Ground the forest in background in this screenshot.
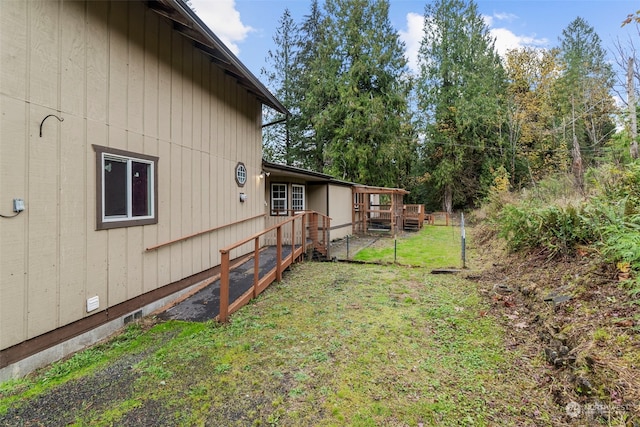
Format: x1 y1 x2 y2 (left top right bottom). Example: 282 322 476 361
260 0 637 214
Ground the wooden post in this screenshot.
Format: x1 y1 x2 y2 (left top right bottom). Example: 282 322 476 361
390 193 395 236
325 215 330 259
253 238 260 298
325 215 329 247
301 213 307 261
219 250 230 322
276 226 283 282
364 193 369 233
291 217 296 262
309 212 317 249
352 188 356 234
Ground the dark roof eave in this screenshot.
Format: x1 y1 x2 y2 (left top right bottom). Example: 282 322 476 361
262 162 409 195
262 160 334 181
151 0 288 115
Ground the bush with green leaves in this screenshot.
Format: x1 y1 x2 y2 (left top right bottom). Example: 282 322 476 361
492 163 640 280
497 202 593 258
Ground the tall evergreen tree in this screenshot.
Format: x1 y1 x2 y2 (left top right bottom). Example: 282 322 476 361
293 0 335 171
416 0 506 212
556 17 616 180
313 0 415 186
261 9 298 164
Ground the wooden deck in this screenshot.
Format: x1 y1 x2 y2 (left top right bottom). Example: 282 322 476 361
403 204 425 231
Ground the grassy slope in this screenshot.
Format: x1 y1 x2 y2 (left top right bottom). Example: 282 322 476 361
0 227 560 426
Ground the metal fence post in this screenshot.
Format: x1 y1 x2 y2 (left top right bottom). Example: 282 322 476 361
461 212 466 269
394 239 397 263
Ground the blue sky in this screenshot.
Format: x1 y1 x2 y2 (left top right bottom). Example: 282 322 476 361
190 0 637 80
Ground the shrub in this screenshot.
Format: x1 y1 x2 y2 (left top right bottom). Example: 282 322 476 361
491 163 640 287
497 202 593 258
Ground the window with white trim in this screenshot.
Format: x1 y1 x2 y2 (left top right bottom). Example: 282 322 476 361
292 184 305 213
271 183 288 216
93 145 158 230
235 162 247 187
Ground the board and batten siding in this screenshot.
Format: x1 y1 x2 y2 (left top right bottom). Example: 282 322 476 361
328 184 353 240
0 0 264 351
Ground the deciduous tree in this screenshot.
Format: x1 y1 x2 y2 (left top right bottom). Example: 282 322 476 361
504 48 569 185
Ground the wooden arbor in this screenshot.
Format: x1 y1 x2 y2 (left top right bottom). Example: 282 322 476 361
352 185 409 236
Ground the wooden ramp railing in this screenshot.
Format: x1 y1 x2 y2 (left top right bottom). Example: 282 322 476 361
403 204 425 230
218 211 330 322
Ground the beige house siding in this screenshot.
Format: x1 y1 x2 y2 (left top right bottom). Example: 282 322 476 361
327 184 353 240
0 1 264 352
264 178 307 246
263 166 355 243
307 184 328 215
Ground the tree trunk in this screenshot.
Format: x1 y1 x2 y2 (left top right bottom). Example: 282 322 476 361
570 99 584 191
572 134 584 191
628 57 638 159
442 184 453 214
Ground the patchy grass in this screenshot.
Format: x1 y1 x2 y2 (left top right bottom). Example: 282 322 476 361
1 232 560 426
353 226 463 268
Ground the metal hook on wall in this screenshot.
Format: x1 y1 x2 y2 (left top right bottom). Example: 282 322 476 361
39 114 64 137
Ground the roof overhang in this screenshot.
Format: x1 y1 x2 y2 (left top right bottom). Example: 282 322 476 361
262 160 334 182
146 0 288 115
352 185 410 195
262 161 409 194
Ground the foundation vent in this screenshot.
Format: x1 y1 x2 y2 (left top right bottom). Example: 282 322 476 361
86 296 99 313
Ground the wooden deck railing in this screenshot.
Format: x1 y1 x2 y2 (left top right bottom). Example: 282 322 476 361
403 204 425 229
429 211 451 226
218 211 330 322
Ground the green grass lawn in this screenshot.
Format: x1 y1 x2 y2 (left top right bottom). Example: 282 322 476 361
354 226 464 268
0 229 555 426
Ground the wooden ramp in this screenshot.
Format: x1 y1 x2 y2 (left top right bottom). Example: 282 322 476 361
157 246 297 322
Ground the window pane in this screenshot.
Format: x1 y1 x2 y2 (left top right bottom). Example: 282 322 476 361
104 158 127 217
292 185 304 211
132 161 151 217
273 200 285 211
271 184 287 215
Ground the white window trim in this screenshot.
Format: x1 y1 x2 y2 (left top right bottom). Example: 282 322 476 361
271 183 288 216
292 184 305 214
235 162 247 187
101 153 155 223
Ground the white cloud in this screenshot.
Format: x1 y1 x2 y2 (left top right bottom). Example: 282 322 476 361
493 12 518 23
490 27 548 57
483 14 494 28
399 12 424 74
189 0 253 56
399 11 549 73
485 12 548 57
